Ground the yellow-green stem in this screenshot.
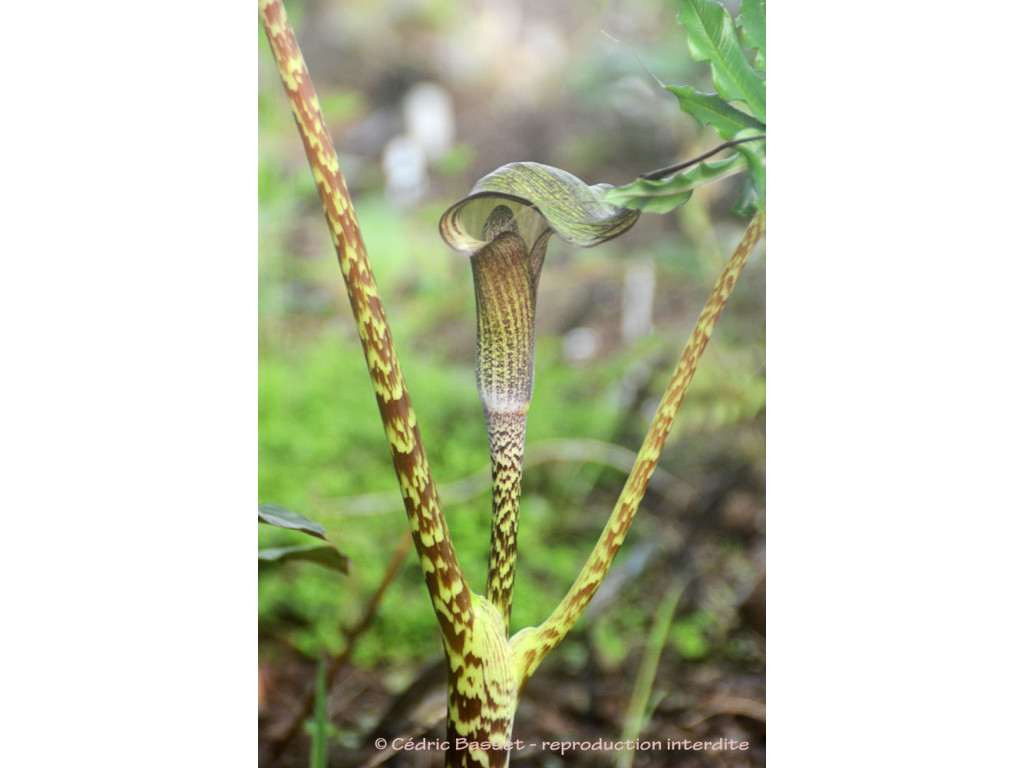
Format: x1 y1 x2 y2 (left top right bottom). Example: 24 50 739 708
512 211 765 683
259 0 470 646
259 3 517 765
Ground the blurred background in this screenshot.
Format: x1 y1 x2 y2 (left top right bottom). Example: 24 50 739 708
259 0 765 765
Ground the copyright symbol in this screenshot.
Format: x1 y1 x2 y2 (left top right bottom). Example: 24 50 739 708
375 738 387 750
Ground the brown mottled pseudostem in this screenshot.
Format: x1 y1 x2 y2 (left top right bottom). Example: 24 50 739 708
260 2 518 765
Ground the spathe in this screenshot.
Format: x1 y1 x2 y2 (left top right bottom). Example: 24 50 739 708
439 162 640 631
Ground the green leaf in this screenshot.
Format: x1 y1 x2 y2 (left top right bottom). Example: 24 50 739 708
739 0 766 72
258 503 328 540
601 155 747 213
258 545 350 573
731 177 759 218
667 86 765 140
677 0 766 122
732 130 765 213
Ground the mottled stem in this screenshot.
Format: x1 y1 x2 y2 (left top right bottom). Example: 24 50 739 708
259 0 471 645
259 3 517 765
471 220 536 634
512 212 765 683
484 410 526 632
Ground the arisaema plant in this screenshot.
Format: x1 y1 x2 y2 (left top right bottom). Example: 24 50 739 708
259 0 765 765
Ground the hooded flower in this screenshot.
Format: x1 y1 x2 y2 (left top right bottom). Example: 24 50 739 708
440 162 640 417
439 162 640 630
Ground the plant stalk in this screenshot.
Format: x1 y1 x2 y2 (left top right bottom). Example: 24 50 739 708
640 135 767 180
260 3 518 765
512 211 765 682
471 221 537 634
259 0 470 647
